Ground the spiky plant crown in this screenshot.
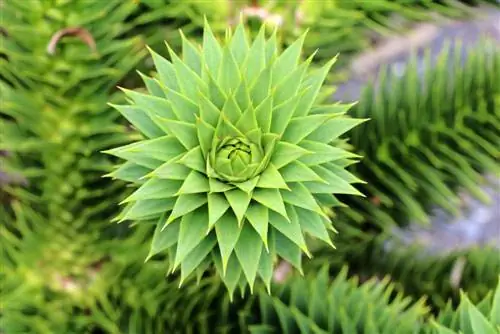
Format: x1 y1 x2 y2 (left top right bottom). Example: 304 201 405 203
426 277 500 334
106 20 365 295
245 266 429 333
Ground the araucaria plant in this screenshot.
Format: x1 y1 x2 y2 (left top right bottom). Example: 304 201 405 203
106 20 365 295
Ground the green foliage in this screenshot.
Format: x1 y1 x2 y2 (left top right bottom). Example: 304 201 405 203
245 266 429 333
344 41 500 227
426 277 500 333
106 21 365 296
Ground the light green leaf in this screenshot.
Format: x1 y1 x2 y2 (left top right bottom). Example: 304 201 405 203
123 199 175 221
272 31 306 84
246 202 269 249
110 104 164 138
251 67 271 108
310 165 363 195
180 30 202 75
177 146 205 174
467 298 497 334
215 211 242 273
153 117 198 149
177 171 209 195
253 188 289 220
270 207 309 256
229 22 249 66
166 194 207 224
245 26 266 85
209 177 234 193
281 182 324 215
235 224 263 290
236 105 259 135
208 192 230 232
255 96 273 133
122 178 181 203
274 230 302 273
280 161 323 183
271 141 311 169
138 71 166 98
147 217 180 261
257 246 273 293
148 47 180 91
173 208 209 269
299 140 358 166
273 58 310 106
222 94 242 124
196 117 216 158
151 158 191 180
282 114 332 144
120 88 177 121
224 188 252 225
199 93 221 127
295 207 333 247
163 86 199 123
271 91 305 135
307 117 367 143
107 162 150 184
491 280 500 326
294 57 337 117
202 18 222 77
180 234 216 286
167 41 205 101
219 46 241 94
256 163 289 190
265 29 278 64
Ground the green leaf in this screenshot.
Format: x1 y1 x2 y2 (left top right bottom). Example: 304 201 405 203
163 86 199 123
257 163 289 190
153 117 198 149
235 224 263 291
107 162 150 184
271 207 309 256
217 253 242 300
177 171 209 195
310 165 363 196
222 94 242 124
274 230 302 273
257 246 273 293
251 67 271 108
148 47 180 91
138 71 166 98
245 26 266 85
295 207 333 247
120 88 177 121
255 96 273 133
224 188 252 225
147 216 180 260
307 117 367 143
273 59 310 106
123 199 175 221
253 188 289 220
229 22 249 67
271 141 311 169
208 192 230 232
281 182 324 215
180 30 202 75
271 92 305 135
151 158 191 180
215 211 242 273
491 281 500 327
299 140 358 166
246 202 269 248
199 93 222 127
209 177 234 193
294 57 337 117
104 137 184 168
203 17 222 77
110 104 164 138
236 105 259 135
282 114 332 144
166 194 207 224
180 234 216 285
272 31 306 84
467 298 497 334
177 146 205 174
196 117 216 158
173 208 209 269
219 46 241 94
280 161 323 183
167 41 205 101
122 178 181 203
265 29 278 64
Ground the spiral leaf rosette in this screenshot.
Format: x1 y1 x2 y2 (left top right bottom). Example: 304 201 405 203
105 21 365 296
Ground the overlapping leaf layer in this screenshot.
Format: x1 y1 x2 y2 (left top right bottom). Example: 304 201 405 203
106 21 364 295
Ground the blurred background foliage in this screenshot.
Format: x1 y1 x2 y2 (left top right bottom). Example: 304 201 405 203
1 0 499 333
